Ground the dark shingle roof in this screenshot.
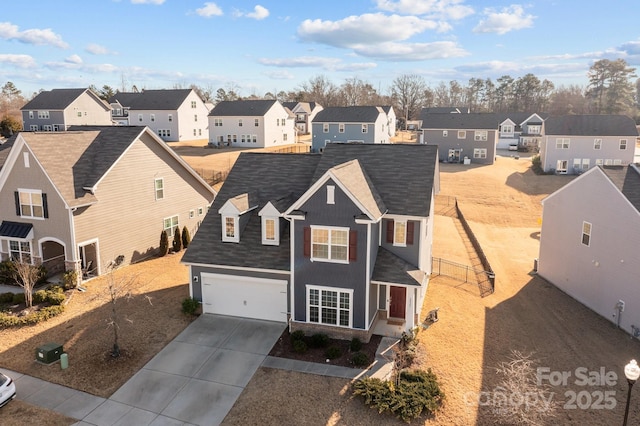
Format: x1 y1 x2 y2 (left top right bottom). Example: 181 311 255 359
0 135 16 171
312 106 382 123
422 106 469 114
0 221 33 239
314 144 438 216
420 112 501 129
182 153 322 269
109 89 193 110
21 88 107 111
545 115 639 136
600 166 640 212
208 100 278 117
372 247 426 286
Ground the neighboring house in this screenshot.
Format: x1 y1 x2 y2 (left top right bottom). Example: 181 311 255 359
311 106 390 152
21 88 112 131
282 101 323 135
539 115 638 174
183 143 440 341
0 126 215 280
538 164 640 336
207 100 295 148
420 112 499 164
421 107 470 114
381 106 397 137
109 89 209 142
496 112 547 150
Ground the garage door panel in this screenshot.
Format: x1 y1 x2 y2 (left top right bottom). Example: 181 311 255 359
201 273 287 323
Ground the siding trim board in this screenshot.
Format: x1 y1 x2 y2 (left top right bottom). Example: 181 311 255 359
183 261 290 275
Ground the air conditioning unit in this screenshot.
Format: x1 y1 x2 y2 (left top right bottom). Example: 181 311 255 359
35 343 64 364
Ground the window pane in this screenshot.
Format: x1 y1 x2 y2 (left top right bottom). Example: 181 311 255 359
225 217 235 237
309 306 319 323
339 310 349 326
10 241 18 251
331 230 347 245
583 222 591 234
309 289 319 306
322 290 337 307
340 293 349 309
265 219 275 240
332 246 347 260
312 244 328 259
313 229 328 243
395 222 406 243
322 308 337 324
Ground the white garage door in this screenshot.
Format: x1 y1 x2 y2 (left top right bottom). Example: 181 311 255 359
201 273 287 322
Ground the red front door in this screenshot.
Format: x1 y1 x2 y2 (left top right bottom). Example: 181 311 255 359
389 286 406 319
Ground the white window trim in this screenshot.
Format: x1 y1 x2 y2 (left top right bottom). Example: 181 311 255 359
306 285 353 328
339 123 345 133
556 138 570 149
154 178 164 200
163 215 179 237
442 130 448 137
594 139 602 150
473 148 487 159
474 130 488 141
310 225 349 264
18 189 44 219
620 139 628 150
393 220 407 247
361 124 368 133
323 123 329 133
222 215 239 243
262 217 279 245
581 221 592 247
457 130 466 139
7 239 33 264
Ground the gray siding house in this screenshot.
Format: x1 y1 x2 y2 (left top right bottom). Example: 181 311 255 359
311 106 390 152
496 112 547 150
539 115 638 174
538 165 640 335
282 101 323 135
0 126 215 280
420 112 499 164
183 144 440 341
21 88 112 131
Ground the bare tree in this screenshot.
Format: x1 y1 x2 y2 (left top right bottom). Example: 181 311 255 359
12 261 42 308
390 74 427 130
298 75 339 106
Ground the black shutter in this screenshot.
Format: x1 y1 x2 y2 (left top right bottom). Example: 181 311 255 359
14 191 21 216
407 221 414 245
42 193 49 218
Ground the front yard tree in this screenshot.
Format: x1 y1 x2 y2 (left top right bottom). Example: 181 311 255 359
586 58 637 114
12 260 41 308
172 227 182 253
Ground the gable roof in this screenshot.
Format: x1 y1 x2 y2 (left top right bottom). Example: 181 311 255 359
600 165 640 212
312 106 383 123
420 112 501 130
109 89 194 110
0 135 16 171
545 115 639 136
182 152 321 269
422 106 469 114
208 100 278 117
21 88 109 111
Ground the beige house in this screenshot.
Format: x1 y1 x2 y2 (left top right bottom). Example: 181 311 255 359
0 126 216 279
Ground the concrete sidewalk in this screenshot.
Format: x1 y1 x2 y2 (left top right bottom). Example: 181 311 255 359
3 316 399 426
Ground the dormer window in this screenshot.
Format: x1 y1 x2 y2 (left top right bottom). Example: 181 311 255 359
223 216 239 242
259 201 281 245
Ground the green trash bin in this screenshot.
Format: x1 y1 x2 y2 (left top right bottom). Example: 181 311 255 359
60 353 68 369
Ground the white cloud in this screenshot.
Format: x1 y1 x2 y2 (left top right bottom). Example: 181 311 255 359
86 43 114 55
0 22 68 48
234 5 270 20
259 56 377 72
65 54 83 64
131 0 165 4
247 5 269 20
375 0 474 20
353 41 468 61
298 13 447 48
263 70 295 80
473 5 535 35
196 2 223 17
0 54 37 68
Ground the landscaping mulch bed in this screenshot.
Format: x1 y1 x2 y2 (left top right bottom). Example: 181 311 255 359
268 328 382 369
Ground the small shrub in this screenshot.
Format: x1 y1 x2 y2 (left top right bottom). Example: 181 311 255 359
292 339 308 354
0 292 14 303
33 289 48 304
181 297 199 315
0 305 65 327
309 333 329 348
159 230 169 257
325 346 342 359
350 337 363 352
351 352 370 367
172 227 182 253
0 261 16 284
12 293 25 304
46 291 65 306
182 226 191 249
62 270 78 290
290 330 306 342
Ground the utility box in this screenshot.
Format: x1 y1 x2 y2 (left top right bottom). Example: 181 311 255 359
36 343 64 364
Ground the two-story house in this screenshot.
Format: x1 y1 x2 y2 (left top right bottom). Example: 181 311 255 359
21 88 112 131
496 112 547 151
282 101 323 136
381 106 397 138
207 100 295 148
311 106 390 152
0 126 215 280
539 115 638 174
538 164 640 336
108 89 209 142
182 143 440 341
420 112 500 164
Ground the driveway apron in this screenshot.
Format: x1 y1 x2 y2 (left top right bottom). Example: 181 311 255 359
80 315 285 426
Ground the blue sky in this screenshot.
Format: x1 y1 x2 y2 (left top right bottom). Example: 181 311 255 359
1 0 639 97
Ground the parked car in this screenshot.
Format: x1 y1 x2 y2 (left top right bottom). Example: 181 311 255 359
508 143 518 151
0 372 16 408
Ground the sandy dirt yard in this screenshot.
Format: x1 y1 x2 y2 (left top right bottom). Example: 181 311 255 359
223 151 640 426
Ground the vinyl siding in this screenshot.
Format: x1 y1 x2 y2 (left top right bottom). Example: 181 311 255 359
176 92 210 142
0 147 72 261
423 129 497 164
540 135 635 174
538 169 640 334
22 110 65 132
63 94 111 127
73 132 214 270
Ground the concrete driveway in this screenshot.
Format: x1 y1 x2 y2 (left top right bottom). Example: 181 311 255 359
78 314 285 426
